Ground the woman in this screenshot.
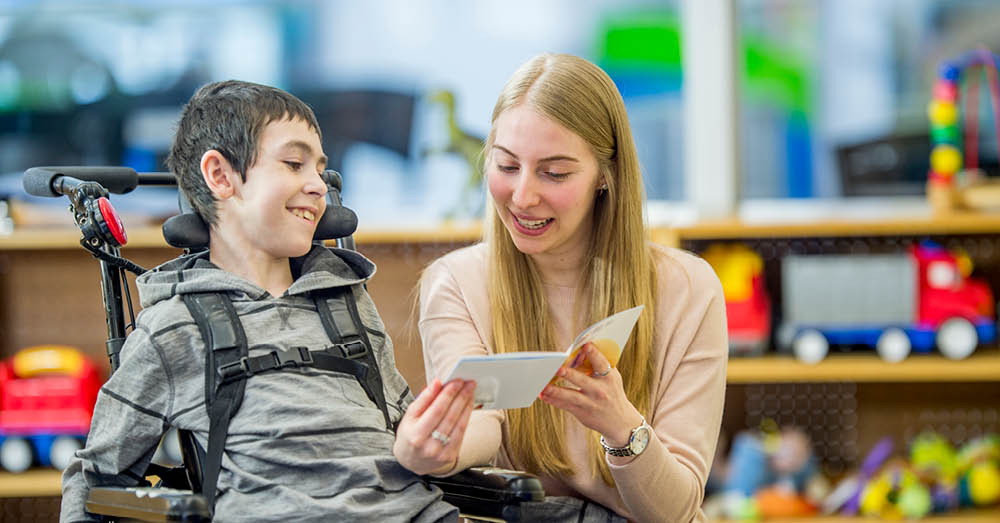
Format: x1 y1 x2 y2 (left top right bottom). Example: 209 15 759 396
394 53 728 522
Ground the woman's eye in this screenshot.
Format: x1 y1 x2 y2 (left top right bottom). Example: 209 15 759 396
497 164 519 173
285 161 303 171
545 171 569 180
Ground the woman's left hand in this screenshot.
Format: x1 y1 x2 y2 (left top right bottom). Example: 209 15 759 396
539 342 644 447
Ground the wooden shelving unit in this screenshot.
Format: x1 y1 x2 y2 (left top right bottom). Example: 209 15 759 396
670 212 1000 240
716 511 1000 522
0 469 62 498
3 213 1000 517
727 349 1000 383
0 223 485 250
7 469 999 523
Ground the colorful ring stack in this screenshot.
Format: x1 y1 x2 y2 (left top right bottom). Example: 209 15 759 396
928 61 962 187
928 49 1000 193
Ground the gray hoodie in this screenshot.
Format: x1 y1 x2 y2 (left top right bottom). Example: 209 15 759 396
60 245 457 523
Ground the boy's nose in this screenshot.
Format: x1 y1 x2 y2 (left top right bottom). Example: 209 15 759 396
305 171 328 196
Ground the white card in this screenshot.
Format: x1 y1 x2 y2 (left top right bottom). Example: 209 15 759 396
441 305 644 409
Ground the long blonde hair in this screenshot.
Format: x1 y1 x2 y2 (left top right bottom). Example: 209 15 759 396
484 53 657 485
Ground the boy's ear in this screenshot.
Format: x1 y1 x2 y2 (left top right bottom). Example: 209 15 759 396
200 150 239 199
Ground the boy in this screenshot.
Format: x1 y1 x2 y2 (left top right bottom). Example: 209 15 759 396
60 80 460 522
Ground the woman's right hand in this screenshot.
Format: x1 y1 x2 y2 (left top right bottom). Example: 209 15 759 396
394 378 477 476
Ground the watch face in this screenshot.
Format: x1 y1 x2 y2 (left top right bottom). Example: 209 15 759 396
629 426 651 455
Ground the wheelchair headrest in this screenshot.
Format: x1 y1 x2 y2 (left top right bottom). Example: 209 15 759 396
162 170 359 249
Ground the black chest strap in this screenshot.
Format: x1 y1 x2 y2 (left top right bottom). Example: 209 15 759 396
182 287 391 513
183 293 246 512
313 286 391 428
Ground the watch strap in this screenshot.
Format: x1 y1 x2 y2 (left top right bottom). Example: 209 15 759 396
600 416 648 456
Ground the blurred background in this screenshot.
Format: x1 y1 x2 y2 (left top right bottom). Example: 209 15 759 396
1 0 998 229
4 2 1000 521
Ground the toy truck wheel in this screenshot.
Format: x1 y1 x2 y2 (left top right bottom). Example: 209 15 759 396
49 436 82 470
876 328 911 363
0 437 33 473
937 317 978 360
793 329 828 364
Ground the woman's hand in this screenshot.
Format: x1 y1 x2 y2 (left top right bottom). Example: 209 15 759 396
540 343 644 448
394 378 476 476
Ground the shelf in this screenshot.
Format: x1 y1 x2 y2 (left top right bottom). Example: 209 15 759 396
0 223 485 250
0 469 61 498
714 510 1000 522
5 212 1000 251
726 349 1000 383
3 468 998 523
671 212 1000 241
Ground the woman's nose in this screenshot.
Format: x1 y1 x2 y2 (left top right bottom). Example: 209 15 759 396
511 173 539 209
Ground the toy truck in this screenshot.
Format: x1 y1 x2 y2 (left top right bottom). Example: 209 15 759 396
0 346 102 472
778 243 996 363
702 243 772 356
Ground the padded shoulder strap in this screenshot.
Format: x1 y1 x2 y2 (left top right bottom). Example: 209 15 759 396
182 292 247 513
314 285 391 428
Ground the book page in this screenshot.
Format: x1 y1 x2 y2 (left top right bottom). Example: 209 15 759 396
442 305 644 409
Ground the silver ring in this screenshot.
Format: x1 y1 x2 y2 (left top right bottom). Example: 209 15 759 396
591 366 612 378
431 430 450 446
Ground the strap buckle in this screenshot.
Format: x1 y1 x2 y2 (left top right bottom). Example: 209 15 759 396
338 339 369 360
218 358 250 382
274 346 314 368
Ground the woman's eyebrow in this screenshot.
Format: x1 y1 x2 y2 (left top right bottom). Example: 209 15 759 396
493 144 579 163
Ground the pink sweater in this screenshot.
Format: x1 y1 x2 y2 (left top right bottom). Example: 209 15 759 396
419 242 728 523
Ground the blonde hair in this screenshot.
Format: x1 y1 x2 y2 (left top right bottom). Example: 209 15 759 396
484 53 657 485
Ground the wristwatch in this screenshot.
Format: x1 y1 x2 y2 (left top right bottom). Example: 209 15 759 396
600 416 653 457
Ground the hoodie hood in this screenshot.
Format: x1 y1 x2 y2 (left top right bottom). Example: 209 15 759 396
136 244 376 308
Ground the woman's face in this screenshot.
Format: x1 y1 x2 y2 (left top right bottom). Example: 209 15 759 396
487 104 603 261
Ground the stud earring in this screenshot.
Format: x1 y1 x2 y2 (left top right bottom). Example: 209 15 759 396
598 183 608 193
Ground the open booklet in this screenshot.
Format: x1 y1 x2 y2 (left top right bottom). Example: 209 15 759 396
442 305 644 410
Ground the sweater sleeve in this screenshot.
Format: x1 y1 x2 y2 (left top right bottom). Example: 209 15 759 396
418 254 504 474
59 324 174 523
607 255 729 523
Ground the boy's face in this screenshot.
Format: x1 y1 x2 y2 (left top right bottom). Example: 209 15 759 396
226 117 328 260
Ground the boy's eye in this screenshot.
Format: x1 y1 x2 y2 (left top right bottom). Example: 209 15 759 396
284 161 303 171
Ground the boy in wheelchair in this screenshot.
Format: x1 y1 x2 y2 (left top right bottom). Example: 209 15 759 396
60 80 474 522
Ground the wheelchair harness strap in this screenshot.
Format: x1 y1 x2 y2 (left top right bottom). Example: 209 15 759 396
182 285 389 513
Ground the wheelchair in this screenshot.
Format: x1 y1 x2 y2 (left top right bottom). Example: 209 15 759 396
22 166 543 522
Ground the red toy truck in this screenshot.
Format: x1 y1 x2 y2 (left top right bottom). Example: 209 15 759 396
780 242 996 363
0 346 102 472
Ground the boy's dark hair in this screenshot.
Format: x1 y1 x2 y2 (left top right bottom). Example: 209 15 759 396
166 80 322 226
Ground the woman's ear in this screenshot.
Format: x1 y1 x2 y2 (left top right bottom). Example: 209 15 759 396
201 150 239 199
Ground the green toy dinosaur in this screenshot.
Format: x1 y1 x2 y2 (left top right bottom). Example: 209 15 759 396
424 89 485 219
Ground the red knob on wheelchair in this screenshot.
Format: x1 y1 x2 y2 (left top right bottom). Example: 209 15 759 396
94 196 128 247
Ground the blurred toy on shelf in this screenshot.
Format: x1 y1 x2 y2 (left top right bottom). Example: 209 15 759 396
858 458 933 519
0 345 102 472
927 48 1000 214
956 434 1000 507
911 432 962 512
702 243 772 356
825 432 1000 520
778 241 996 363
705 421 826 520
